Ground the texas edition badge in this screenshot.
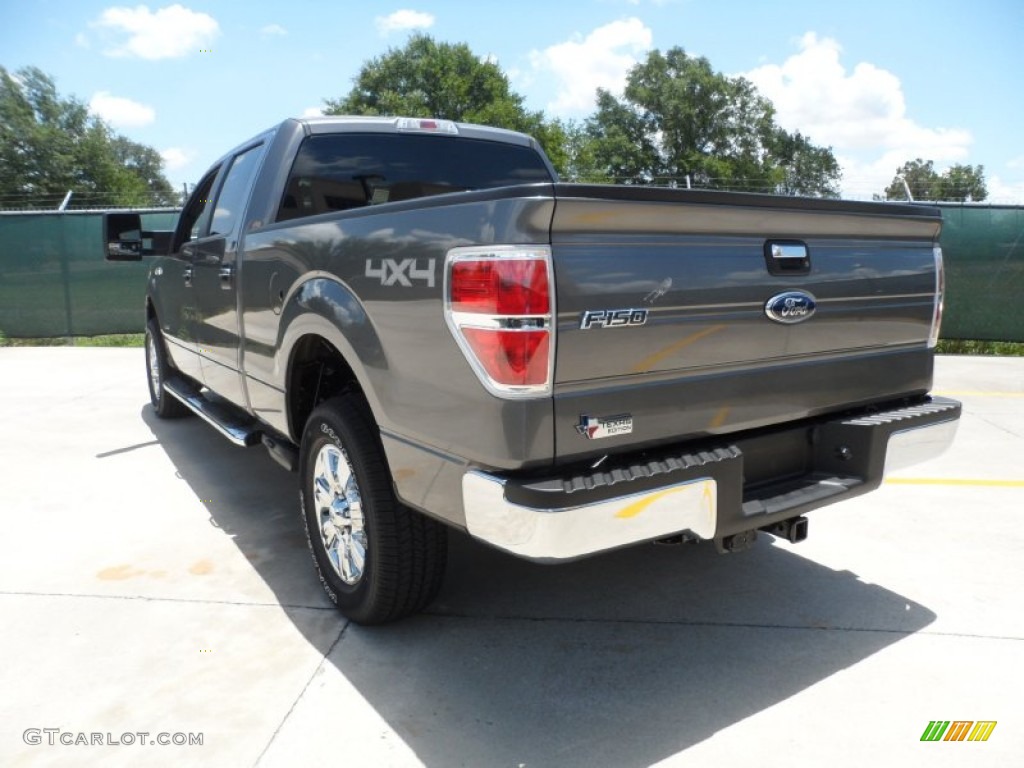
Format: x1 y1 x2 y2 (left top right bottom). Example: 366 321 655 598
576 414 633 440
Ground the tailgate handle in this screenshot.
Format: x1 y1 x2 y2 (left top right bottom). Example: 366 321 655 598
764 240 810 276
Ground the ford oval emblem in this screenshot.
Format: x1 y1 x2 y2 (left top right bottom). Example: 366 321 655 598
765 291 817 324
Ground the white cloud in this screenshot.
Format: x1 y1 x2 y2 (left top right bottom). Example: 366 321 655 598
744 33 974 198
302 106 325 117
75 32 90 48
375 10 435 37
89 91 156 127
260 23 286 37
527 18 653 116
160 147 195 171
1007 155 1024 170
90 4 219 59
986 176 1024 204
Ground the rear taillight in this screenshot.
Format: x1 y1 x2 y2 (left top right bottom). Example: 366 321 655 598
445 246 554 397
929 245 944 349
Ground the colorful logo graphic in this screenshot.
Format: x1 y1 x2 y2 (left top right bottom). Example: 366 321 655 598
576 413 633 440
920 720 997 742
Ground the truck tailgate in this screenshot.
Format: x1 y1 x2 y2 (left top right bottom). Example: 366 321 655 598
550 184 942 462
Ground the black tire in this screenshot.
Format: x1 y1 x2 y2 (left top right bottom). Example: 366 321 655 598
145 317 189 418
299 392 447 624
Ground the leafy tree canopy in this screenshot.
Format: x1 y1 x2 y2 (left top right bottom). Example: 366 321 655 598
884 158 987 202
583 47 841 197
0 66 176 209
324 34 568 174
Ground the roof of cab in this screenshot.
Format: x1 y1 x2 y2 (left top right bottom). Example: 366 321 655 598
294 115 536 147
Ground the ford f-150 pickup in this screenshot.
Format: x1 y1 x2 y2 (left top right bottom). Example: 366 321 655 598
105 116 960 624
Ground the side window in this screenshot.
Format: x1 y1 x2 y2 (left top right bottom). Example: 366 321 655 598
276 133 553 223
210 143 265 238
173 168 219 252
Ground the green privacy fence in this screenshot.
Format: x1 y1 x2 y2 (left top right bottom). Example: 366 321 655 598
937 204 1024 342
0 209 179 337
0 204 1021 340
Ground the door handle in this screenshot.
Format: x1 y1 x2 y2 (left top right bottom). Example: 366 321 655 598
219 265 233 289
183 267 193 287
764 240 810 276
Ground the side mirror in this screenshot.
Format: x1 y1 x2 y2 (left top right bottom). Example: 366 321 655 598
105 212 143 261
104 212 174 261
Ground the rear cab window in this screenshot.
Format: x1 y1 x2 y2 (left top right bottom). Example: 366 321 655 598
276 133 553 222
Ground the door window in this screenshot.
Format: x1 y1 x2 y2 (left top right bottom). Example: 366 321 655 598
210 144 266 238
173 168 219 252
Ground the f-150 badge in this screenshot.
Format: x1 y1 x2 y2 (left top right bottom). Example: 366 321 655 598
576 414 633 439
579 308 648 329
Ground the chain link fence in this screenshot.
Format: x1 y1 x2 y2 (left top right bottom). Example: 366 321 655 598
0 209 179 338
0 203 1021 341
939 204 1024 341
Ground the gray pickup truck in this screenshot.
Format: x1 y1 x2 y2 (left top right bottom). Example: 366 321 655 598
106 116 960 624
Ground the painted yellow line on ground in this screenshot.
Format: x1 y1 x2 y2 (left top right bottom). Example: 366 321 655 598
707 405 731 430
933 390 1024 398
615 488 675 519
631 324 727 373
886 478 1024 488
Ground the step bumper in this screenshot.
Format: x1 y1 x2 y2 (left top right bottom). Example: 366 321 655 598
462 397 961 561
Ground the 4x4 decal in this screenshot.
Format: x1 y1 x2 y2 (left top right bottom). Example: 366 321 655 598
365 258 436 288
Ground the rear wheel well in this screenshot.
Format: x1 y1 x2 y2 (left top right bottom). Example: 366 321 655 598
287 335 364 440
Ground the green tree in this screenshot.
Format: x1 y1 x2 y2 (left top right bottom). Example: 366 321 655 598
558 119 610 183
109 136 177 205
584 47 842 196
884 159 939 200
767 129 842 197
324 34 568 175
0 66 175 208
938 164 987 201
884 159 987 202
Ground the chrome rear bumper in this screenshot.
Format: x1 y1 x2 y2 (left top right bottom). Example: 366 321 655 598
462 397 961 562
464 472 718 561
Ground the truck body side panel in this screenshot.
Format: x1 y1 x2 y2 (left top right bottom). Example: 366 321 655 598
238 191 558 470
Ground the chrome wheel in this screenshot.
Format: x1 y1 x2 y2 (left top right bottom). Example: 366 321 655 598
147 330 161 398
300 393 448 623
312 443 367 585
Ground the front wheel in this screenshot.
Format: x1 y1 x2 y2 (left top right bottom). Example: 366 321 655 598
145 318 188 418
299 392 447 624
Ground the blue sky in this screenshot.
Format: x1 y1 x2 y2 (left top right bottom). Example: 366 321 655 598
1 0 1021 201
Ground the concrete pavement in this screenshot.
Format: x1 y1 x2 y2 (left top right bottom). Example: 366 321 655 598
0 349 1021 766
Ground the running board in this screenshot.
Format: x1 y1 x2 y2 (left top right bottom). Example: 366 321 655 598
163 377 263 447
262 433 299 472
